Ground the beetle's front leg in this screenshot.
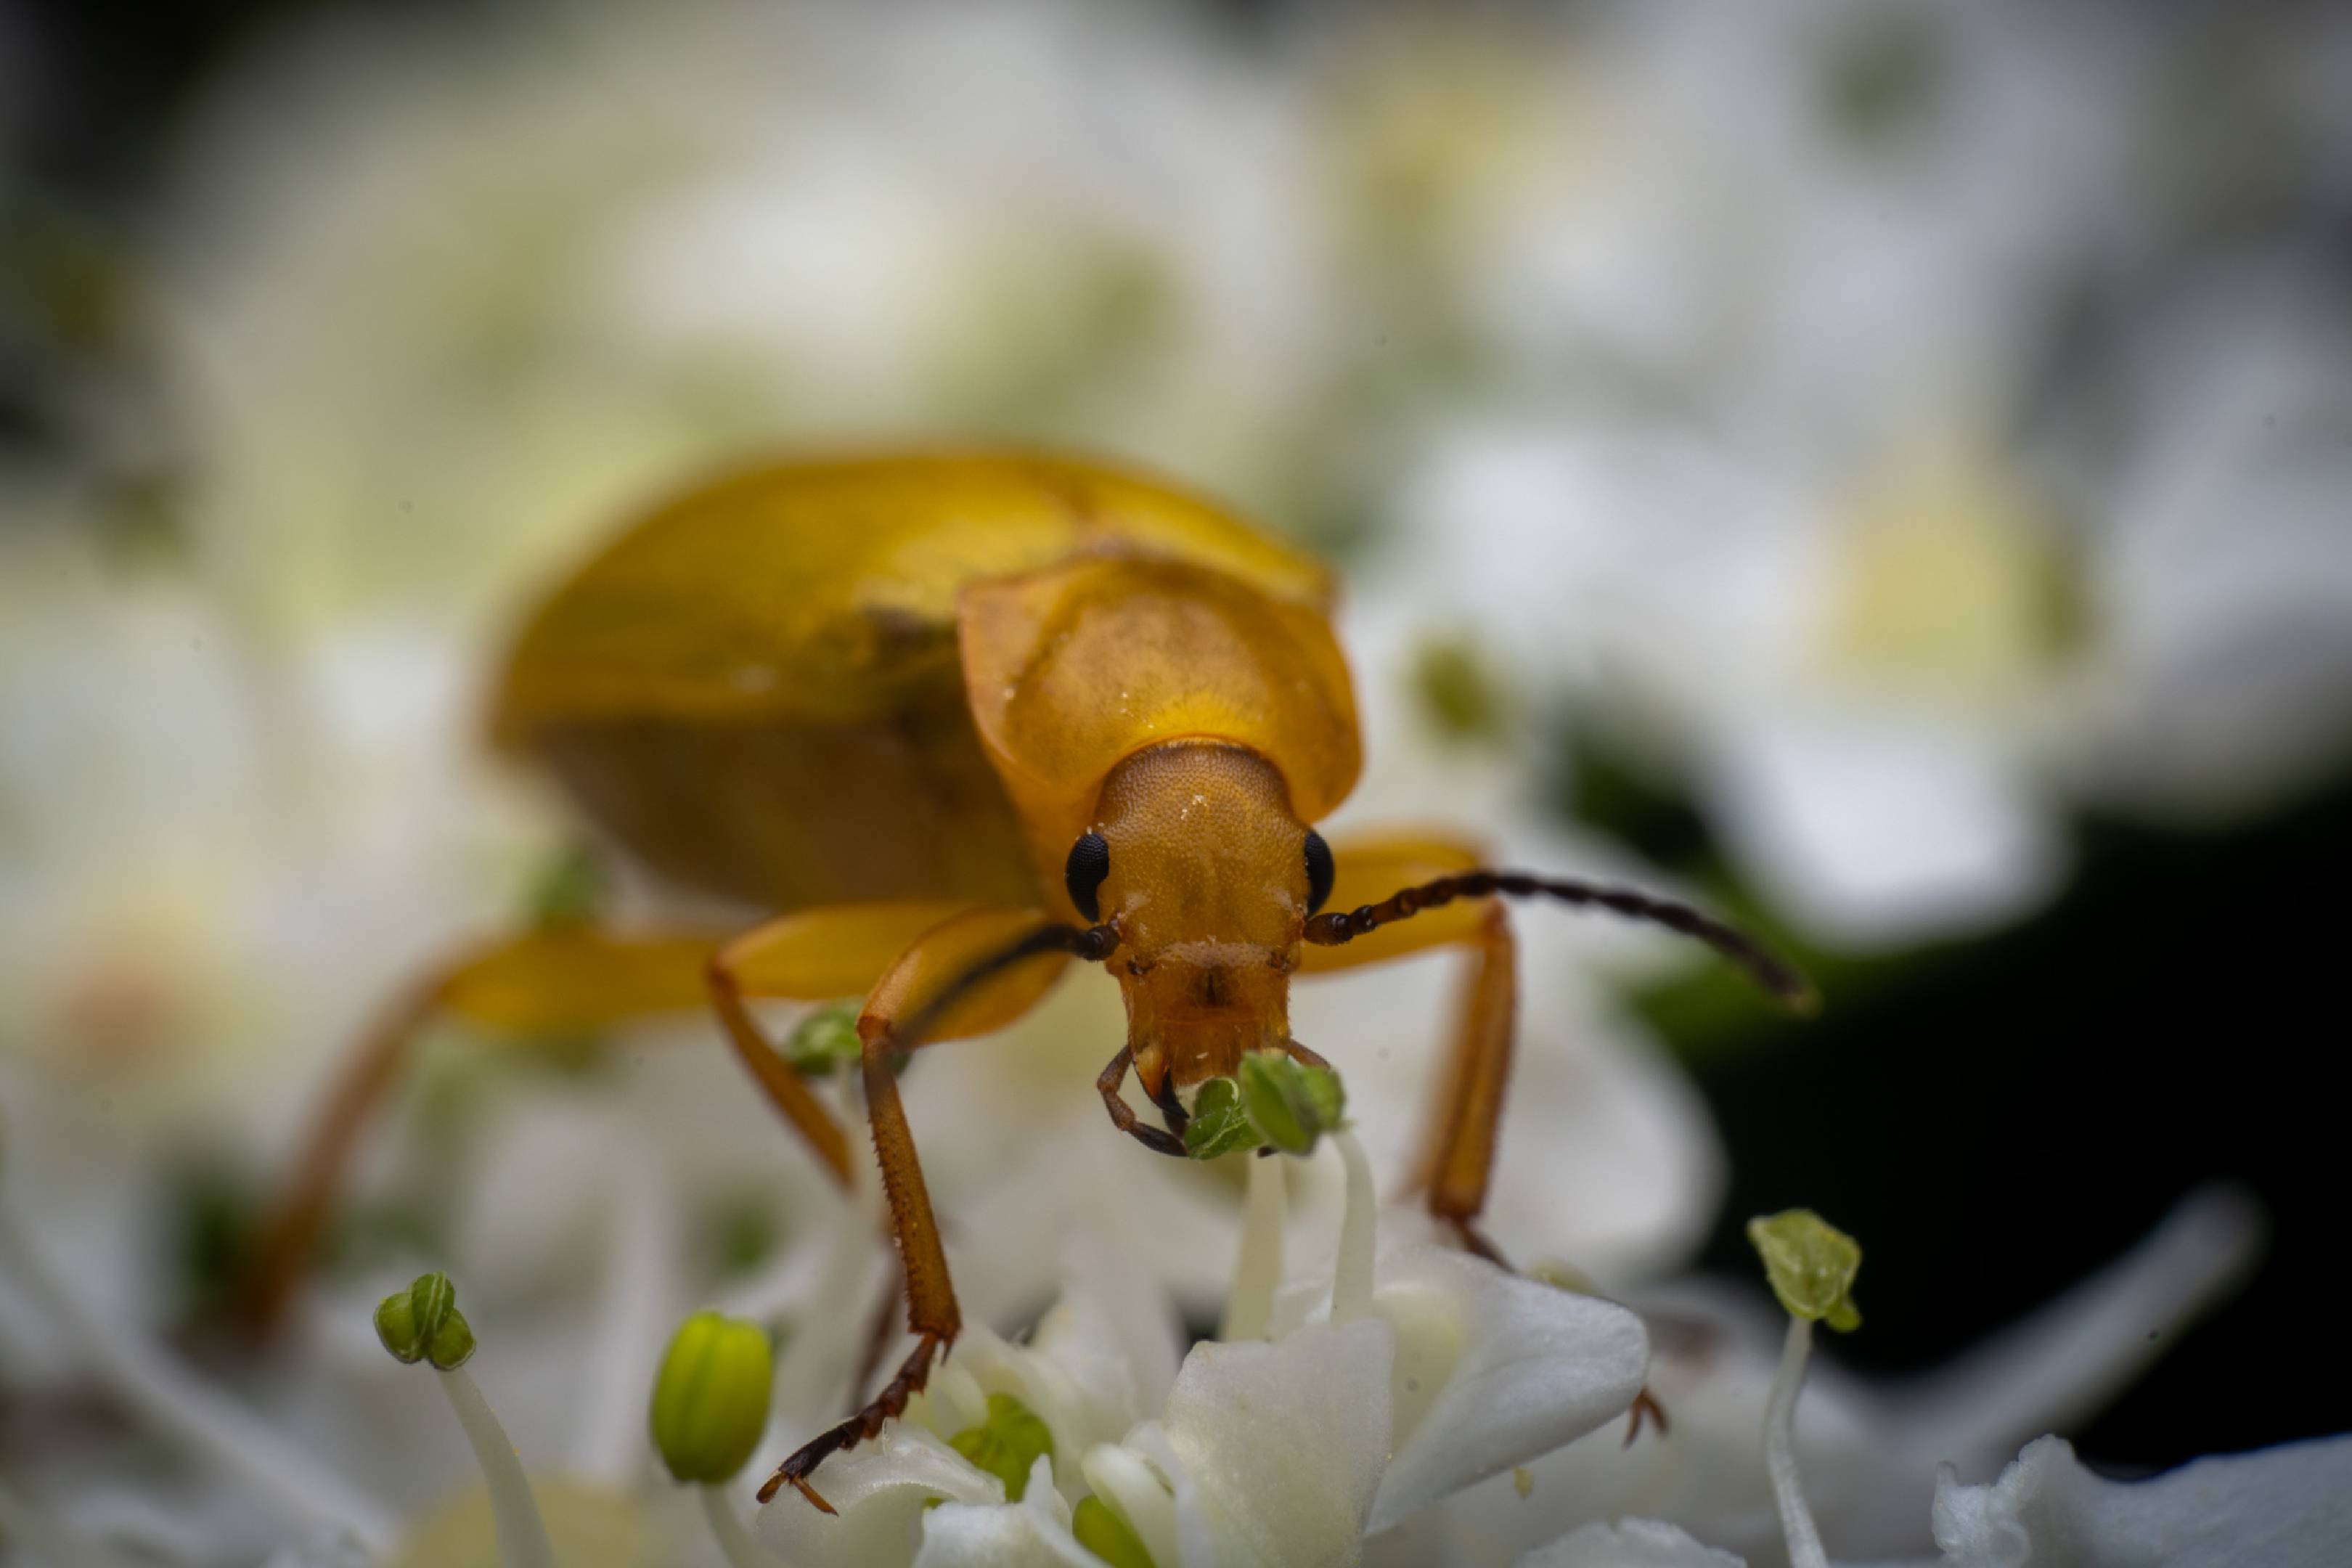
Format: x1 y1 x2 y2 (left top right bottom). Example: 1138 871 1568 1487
756 905 1074 1509
760 1028 960 1511
1096 1044 1188 1157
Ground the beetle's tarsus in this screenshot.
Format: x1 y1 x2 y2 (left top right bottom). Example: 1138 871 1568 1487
760 1331 947 1507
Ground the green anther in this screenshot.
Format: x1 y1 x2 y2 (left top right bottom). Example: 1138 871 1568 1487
947 1393 1055 1501
1183 1079 1255 1161
649 1311 775 1484
784 1002 865 1077
1238 1054 1347 1156
1747 1209 1863 1331
1411 632 1509 743
374 1270 476 1369
1073 1494 1156 1567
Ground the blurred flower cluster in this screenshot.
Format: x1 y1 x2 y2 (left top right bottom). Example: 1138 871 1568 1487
3 0 2350 1564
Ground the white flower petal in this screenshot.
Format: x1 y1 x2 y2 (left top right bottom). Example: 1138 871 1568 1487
1516 1517 1745 1568
914 1455 1098 1568
1931 1434 2352 1568
753 1428 1001 1568
1364 1246 1649 1533
1156 1319 1396 1568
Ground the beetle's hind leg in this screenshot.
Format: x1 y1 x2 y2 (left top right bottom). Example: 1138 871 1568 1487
237 928 756 1334
1096 1044 1187 1157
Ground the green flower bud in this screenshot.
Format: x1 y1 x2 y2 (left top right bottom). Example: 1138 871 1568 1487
1238 1054 1347 1156
374 1271 476 1369
947 1393 1054 1502
1747 1209 1863 1331
1182 1079 1255 1161
527 844 608 930
650 1311 775 1484
784 1002 865 1076
1411 632 1509 744
1073 1494 1156 1567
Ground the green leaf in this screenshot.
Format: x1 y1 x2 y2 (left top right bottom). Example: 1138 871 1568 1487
784 1002 865 1076
1073 1495 1156 1567
649 1311 775 1483
1238 1054 1347 1155
1746 1209 1863 1331
948 1393 1055 1501
1183 1079 1255 1161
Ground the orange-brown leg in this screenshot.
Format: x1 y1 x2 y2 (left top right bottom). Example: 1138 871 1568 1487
234 967 449 1334
1414 901 1519 1260
760 1030 958 1511
236 928 727 1333
1299 830 1676 1440
1294 830 1518 1251
759 905 1077 1510
1098 1044 1188 1157
238 905 975 1334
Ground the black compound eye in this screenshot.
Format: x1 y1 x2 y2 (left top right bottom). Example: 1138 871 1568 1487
1065 831 1111 921
1303 829 1336 916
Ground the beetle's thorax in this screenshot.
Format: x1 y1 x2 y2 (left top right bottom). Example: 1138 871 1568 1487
1087 740 1309 1094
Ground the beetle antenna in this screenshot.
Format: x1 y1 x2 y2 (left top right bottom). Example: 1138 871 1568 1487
1304 872 1816 1014
888 920 1121 1052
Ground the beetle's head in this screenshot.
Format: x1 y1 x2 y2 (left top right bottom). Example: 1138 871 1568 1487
1067 740 1331 1094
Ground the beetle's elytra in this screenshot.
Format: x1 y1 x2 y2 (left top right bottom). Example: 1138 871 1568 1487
241 448 1809 1508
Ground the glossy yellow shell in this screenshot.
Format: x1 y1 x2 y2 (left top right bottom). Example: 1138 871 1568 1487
960 555 1360 887
490 450 1349 912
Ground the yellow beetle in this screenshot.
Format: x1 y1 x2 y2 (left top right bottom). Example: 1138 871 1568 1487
240 449 1806 1507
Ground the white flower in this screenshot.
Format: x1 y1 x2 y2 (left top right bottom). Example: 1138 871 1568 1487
759 1145 1652 1568
1377 1187 2265 1565
1511 1433 2352 1568
1927 1431 2352 1568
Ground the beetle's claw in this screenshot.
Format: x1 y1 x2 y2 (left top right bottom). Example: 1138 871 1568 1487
1623 1386 1672 1446
759 1331 947 1508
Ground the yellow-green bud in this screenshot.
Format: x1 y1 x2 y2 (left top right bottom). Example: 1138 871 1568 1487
1747 1209 1863 1331
374 1271 476 1369
947 1393 1055 1501
1238 1054 1346 1155
784 1002 864 1077
1182 1079 1254 1161
650 1311 775 1484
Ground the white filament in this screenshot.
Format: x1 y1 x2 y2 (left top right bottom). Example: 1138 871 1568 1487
570 1116 676 1484
701 1482 790 1568
1330 1130 1376 1326
1763 1316 1829 1568
0 1477 136 1568
438 1367 557 1568
1220 1152 1286 1341
0 1204 399 1551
